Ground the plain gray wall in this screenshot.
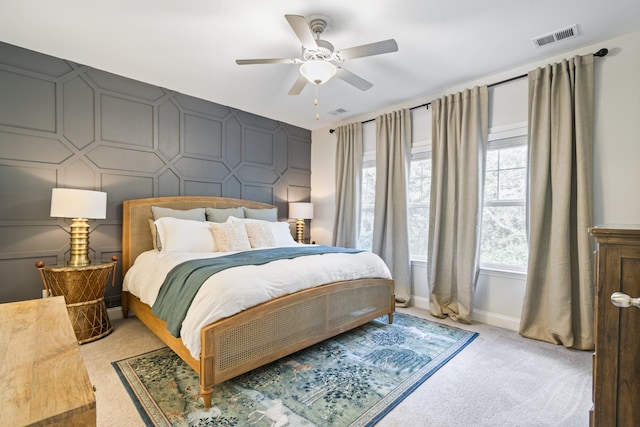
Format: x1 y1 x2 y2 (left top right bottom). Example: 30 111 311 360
0 42 311 305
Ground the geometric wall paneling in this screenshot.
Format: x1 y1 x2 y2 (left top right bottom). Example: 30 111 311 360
244 128 274 166
237 110 281 131
0 43 73 77
1 225 67 254
158 169 180 197
158 99 180 160
0 257 57 304
0 165 56 220
62 158 100 189
174 157 230 181
100 94 154 147
275 130 289 174
87 145 165 173
283 168 313 188
101 174 155 220
63 75 95 149
243 184 274 206
237 164 280 185
85 68 166 102
184 113 223 158
0 69 56 132
223 175 242 198
0 41 311 305
0 131 73 164
224 116 242 168
174 92 231 119
290 138 311 170
185 181 223 197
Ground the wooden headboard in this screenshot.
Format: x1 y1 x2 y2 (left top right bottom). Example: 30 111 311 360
121 196 277 275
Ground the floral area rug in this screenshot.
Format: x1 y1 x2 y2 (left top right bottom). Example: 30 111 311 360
113 313 477 426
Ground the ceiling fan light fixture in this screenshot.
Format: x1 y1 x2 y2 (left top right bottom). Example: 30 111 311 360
300 60 336 85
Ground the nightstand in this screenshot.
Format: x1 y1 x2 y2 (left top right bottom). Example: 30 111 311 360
36 257 117 344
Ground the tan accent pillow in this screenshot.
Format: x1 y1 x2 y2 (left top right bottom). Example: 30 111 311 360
245 222 276 248
210 222 251 252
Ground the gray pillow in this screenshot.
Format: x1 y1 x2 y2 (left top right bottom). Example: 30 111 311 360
205 207 245 222
243 207 277 222
150 206 206 221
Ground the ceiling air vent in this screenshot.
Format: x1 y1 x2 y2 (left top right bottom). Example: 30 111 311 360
328 108 348 116
532 24 580 48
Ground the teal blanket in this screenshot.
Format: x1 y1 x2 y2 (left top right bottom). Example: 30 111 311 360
152 245 362 337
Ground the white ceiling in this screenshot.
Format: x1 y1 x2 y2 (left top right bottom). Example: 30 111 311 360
1 1 639 131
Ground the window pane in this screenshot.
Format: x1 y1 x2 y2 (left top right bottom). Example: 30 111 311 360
499 145 527 169
358 207 374 251
499 168 526 199
485 170 499 201
362 166 376 205
486 149 499 171
408 158 431 204
480 205 528 267
358 164 376 251
408 206 428 259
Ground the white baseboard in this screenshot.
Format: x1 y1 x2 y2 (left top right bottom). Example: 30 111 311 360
410 296 520 332
471 308 520 331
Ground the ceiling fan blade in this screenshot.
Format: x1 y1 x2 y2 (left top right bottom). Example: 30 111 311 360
285 14 317 50
336 39 398 61
336 67 373 91
236 58 296 65
288 74 308 95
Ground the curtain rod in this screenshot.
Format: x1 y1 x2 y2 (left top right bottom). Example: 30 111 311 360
329 48 608 133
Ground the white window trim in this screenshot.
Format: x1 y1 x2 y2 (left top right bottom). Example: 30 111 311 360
480 127 528 273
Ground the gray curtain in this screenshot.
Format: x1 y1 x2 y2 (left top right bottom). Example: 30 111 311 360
519 55 594 350
373 109 411 306
428 86 488 323
333 122 363 248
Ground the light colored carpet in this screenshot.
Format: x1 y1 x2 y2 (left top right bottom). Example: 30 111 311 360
80 307 592 426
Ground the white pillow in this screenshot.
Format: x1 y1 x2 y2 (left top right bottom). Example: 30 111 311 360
154 217 217 252
210 222 251 252
227 216 296 247
245 222 276 248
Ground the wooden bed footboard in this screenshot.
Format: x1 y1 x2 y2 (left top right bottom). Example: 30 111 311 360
124 277 394 408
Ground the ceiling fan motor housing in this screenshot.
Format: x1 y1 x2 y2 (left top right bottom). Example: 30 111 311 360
303 39 335 61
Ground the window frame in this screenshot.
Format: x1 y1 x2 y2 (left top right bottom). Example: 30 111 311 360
480 133 528 273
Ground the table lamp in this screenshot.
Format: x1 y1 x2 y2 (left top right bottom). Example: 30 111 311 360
50 188 107 267
288 202 313 243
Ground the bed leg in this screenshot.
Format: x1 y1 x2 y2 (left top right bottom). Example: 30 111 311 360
201 387 213 409
388 311 394 324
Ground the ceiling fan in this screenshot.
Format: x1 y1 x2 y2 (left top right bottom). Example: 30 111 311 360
235 15 398 96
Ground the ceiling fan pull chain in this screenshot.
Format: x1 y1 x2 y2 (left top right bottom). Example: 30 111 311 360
314 85 320 120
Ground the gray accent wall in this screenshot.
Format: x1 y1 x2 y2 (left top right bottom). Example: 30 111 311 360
0 42 311 305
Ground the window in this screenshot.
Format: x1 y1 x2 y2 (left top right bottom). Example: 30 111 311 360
358 158 375 251
358 147 431 260
407 148 431 260
480 136 528 271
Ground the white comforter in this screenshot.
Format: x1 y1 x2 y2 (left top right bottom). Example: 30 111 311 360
123 246 392 359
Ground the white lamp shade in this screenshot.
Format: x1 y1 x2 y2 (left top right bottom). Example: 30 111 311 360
289 202 313 219
50 188 107 219
300 60 336 85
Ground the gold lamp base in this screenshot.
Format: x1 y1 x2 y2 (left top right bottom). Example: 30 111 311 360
295 218 305 244
67 217 91 267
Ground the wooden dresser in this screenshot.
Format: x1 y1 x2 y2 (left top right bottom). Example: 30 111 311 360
589 226 640 426
0 296 96 426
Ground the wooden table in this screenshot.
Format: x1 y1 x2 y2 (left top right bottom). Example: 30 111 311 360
0 296 96 426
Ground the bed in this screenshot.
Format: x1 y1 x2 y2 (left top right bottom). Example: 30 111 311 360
121 196 395 408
